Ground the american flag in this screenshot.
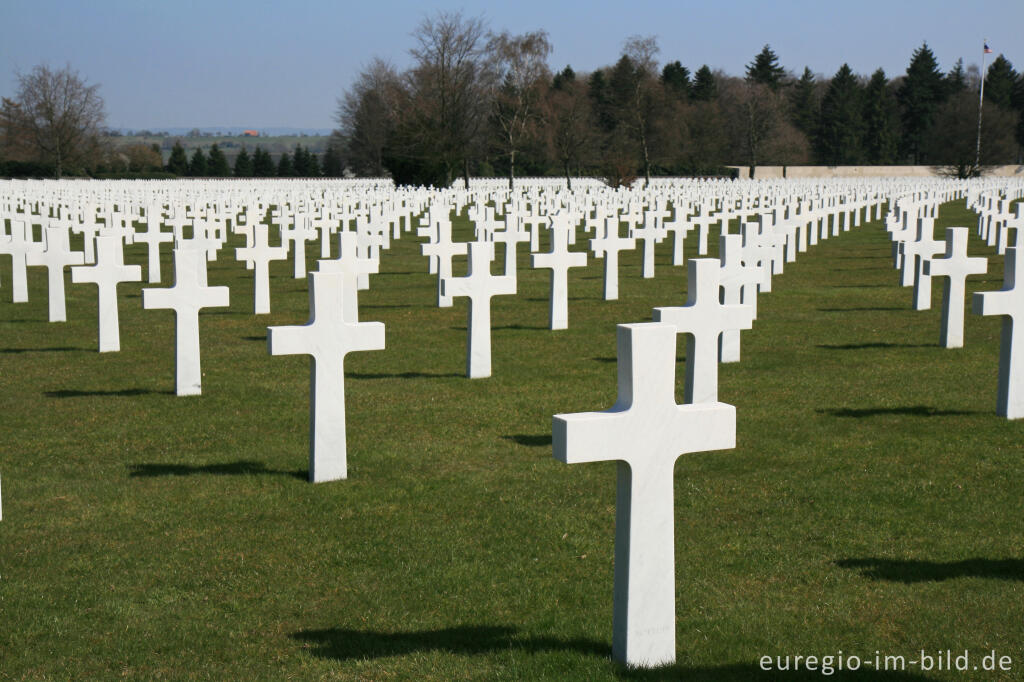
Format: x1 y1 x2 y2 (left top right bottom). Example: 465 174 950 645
984 43 993 54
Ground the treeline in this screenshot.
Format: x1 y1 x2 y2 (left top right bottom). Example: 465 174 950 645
334 11 1024 185
89 141 345 178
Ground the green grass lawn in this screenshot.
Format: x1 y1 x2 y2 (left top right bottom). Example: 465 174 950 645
1 197 1021 680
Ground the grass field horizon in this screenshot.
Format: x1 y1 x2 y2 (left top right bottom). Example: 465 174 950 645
1 196 1022 680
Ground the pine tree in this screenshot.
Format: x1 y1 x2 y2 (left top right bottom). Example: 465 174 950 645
816 64 864 165
252 147 275 177
746 45 786 91
863 69 900 164
789 67 818 136
985 55 1018 109
233 147 254 177
277 151 294 177
321 144 344 176
307 151 320 177
207 143 230 176
691 65 717 101
898 42 948 163
293 144 312 176
188 147 207 176
551 65 576 91
166 140 188 175
946 58 968 94
660 61 691 101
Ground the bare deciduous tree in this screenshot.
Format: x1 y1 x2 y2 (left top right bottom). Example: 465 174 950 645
543 75 593 189
336 58 402 176
406 11 497 187
3 64 105 178
488 30 551 188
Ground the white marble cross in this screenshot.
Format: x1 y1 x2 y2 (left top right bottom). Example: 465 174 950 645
71 234 142 352
443 241 516 378
142 247 230 396
422 217 467 307
531 214 587 330
235 223 288 314
590 216 636 301
653 259 754 403
553 322 736 668
923 227 987 348
1 219 40 303
633 211 664 279
718 234 762 361
318 231 379 322
268 271 385 482
26 225 84 322
490 220 530 284
906 218 946 310
973 245 1024 418
135 204 174 283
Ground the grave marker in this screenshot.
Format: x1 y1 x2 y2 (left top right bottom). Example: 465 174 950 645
553 322 736 668
142 248 230 395
268 271 385 482
70 235 142 352
923 227 987 348
973 245 1024 418
443 241 516 378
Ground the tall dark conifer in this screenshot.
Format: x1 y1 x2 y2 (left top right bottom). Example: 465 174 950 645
863 69 900 164
898 42 947 163
816 64 864 164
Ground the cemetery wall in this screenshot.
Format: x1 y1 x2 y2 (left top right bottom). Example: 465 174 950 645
730 165 1024 179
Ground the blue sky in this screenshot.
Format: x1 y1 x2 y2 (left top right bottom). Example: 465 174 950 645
2 0 1021 130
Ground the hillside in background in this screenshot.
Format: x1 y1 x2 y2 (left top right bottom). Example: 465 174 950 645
109 133 332 163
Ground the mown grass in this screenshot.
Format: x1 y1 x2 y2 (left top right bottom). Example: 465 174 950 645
1 197 1022 680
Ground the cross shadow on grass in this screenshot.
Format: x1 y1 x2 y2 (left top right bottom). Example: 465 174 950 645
45 388 173 398
291 624 609 662
129 460 306 480
817 406 976 418
348 371 463 380
243 335 266 341
816 342 936 350
835 557 1024 583
2 346 90 353
292 627 930 680
504 434 552 447
817 307 906 312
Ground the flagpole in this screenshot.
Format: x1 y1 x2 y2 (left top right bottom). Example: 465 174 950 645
975 40 988 175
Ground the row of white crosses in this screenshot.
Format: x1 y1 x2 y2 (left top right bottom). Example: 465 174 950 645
886 188 1024 419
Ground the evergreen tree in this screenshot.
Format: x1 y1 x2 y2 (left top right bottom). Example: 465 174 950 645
985 55 1018 109
587 70 616 133
789 67 818 136
321 143 344 176
660 61 691 101
898 42 948 163
946 58 968 93
863 69 900 164
816 64 864 165
252 147 275 177
233 147 254 177
166 140 188 175
746 45 786 90
292 145 307 176
307 151 321 177
207 143 230 176
188 147 207 176
277 151 294 176
551 65 576 91
691 65 718 101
